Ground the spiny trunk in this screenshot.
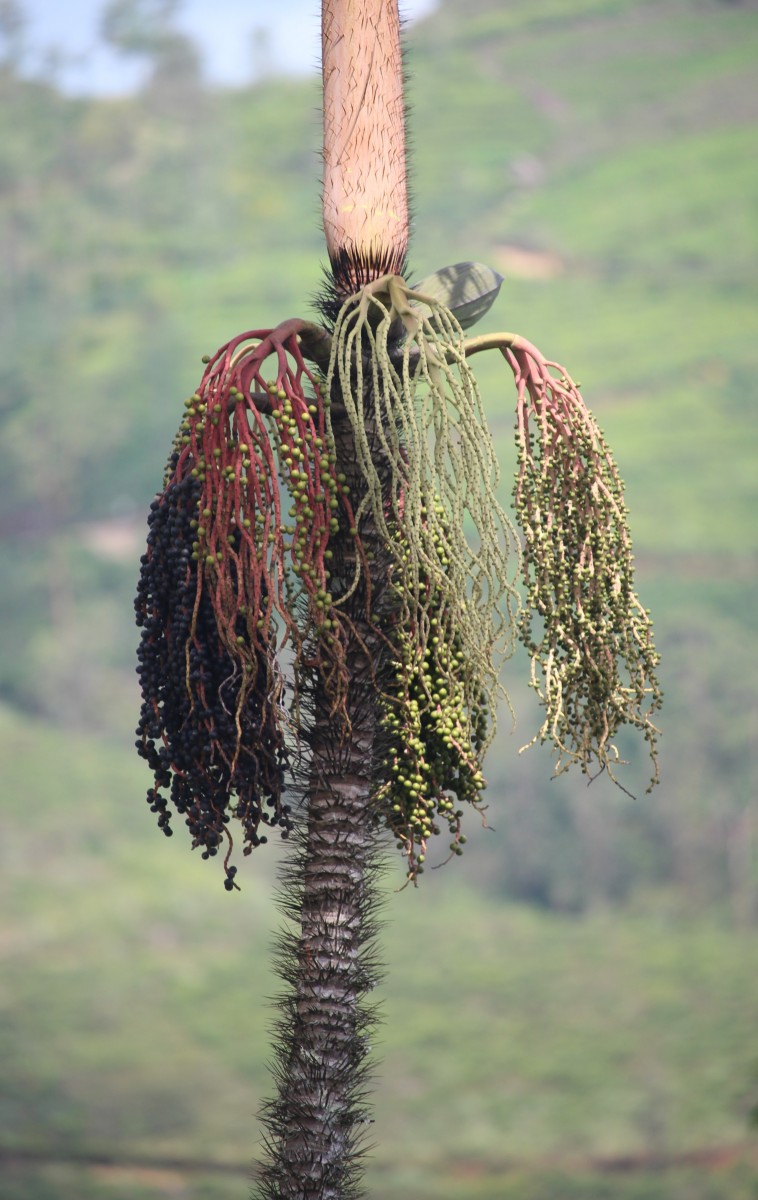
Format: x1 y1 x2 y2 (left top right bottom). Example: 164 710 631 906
254 706 381 1198
254 400 393 1200
254 2 408 1193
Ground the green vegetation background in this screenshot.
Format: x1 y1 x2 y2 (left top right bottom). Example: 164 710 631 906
2 0 757 1196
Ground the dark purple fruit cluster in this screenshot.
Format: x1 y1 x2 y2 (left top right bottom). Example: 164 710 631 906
135 461 292 889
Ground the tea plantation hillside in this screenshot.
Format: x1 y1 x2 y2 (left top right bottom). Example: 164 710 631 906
3 704 758 1199
2 0 758 1195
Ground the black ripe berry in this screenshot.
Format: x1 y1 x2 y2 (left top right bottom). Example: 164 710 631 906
135 464 292 886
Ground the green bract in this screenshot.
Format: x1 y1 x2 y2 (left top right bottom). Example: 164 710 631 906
411 261 504 330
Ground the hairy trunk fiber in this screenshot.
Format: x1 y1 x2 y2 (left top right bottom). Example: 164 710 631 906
254 3 407 1193
254 391 393 1200
254 706 381 1198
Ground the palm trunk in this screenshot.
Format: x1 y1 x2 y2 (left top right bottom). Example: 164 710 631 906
255 402 393 1200
255 4 408 1193
255 585 383 1199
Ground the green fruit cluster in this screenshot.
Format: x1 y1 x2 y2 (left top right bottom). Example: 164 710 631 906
512 363 662 790
376 522 489 883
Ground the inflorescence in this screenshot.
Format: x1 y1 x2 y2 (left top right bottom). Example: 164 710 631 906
505 336 662 790
135 321 357 888
135 467 290 888
135 276 662 889
324 276 520 741
322 277 520 881
375 513 489 881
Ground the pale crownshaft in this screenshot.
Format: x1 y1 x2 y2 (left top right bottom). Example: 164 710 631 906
321 0 409 288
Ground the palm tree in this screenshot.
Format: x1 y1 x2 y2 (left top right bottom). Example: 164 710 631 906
135 1 661 1196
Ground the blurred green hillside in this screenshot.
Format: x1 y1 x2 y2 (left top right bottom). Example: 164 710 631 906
2 0 758 1195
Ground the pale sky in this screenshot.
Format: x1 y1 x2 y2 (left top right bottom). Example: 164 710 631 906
21 0 438 93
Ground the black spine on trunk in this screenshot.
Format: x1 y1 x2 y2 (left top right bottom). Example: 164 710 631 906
253 328 402 1200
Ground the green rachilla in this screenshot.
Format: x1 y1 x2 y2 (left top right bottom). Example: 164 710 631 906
320 267 661 879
